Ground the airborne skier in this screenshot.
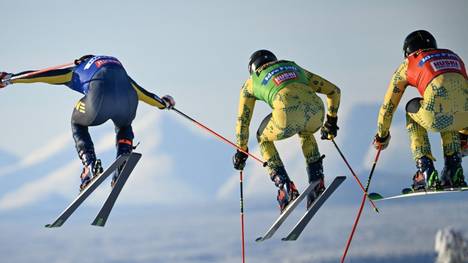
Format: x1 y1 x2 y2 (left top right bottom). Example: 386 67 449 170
232 50 341 212
373 30 468 190
0 55 175 190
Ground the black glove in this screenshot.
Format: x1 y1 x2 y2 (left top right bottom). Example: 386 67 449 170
373 133 391 150
162 95 176 109
320 115 339 140
233 149 248 170
74 54 94 65
0 72 12 88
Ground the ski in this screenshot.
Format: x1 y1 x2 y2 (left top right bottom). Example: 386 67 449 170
281 176 346 241
45 153 131 228
369 186 468 201
91 152 141 227
255 179 320 242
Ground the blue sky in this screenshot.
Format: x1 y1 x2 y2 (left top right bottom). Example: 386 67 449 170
1 0 467 262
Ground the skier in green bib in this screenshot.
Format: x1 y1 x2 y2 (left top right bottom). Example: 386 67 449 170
232 50 341 212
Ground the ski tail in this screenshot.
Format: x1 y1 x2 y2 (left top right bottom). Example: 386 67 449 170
282 176 346 241
255 179 320 242
45 154 131 228
91 152 141 227
368 192 383 201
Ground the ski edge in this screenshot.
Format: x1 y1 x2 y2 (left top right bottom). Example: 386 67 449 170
281 176 346 241
255 180 320 242
369 186 468 201
44 154 131 228
90 152 142 227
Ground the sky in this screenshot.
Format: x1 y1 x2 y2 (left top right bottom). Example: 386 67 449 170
0 0 467 262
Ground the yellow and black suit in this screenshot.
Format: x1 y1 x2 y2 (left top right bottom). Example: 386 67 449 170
10 55 167 157
236 60 340 175
377 49 468 160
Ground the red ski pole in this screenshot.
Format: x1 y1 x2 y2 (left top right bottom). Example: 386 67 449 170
331 138 380 213
341 146 382 263
172 107 267 167
239 170 246 263
2 62 75 83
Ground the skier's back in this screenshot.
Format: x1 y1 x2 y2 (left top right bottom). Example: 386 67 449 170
373 30 468 190
0 55 175 190
233 50 341 212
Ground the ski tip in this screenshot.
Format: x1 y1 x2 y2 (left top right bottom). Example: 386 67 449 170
255 237 264 242
368 192 383 201
91 217 106 227
401 188 413 195
45 219 64 228
282 233 299 241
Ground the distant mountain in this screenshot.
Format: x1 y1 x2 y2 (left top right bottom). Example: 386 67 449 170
158 113 234 198
0 148 18 167
0 102 465 212
0 111 233 211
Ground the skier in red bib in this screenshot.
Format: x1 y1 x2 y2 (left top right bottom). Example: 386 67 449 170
373 30 468 190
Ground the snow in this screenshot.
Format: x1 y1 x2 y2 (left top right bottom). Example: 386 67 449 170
435 228 468 263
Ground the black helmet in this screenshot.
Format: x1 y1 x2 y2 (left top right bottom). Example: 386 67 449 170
74 54 95 65
248 50 277 74
403 30 437 57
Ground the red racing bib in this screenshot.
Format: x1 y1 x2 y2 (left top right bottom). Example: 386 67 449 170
407 49 467 96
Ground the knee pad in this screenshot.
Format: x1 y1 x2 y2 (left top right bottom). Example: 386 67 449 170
405 98 422 113
256 113 272 142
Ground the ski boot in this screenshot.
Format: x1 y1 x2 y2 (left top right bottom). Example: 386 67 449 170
460 133 468 158
79 151 103 191
441 153 466 188
306 155 326 209
270 166 299 213
411 156 440 191
111 139 133 188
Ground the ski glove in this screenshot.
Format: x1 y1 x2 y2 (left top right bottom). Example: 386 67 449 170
373 133 391 150
320 115 339 140
162 95 176 109
0 72 12 89
233 149 248 170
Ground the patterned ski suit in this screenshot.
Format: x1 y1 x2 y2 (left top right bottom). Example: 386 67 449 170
377 49 468 160
236 60 341 174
